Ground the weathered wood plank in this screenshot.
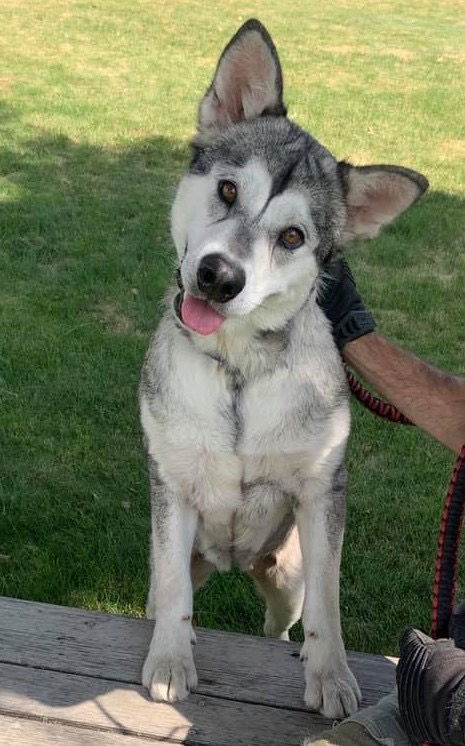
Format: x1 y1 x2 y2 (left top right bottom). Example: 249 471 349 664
0 662 328 745
0 597 396 709
0 714 168 746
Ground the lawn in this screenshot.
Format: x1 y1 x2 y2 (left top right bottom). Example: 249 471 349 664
1 0 464 656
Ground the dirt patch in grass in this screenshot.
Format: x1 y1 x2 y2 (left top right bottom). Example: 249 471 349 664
325 70 360 89
438 52 465 63
289 69 360 90
385 48 416 61
325 44 416 60
438 139 465 161
95 301 141 336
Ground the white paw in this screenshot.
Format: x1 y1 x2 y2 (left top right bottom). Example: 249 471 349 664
301 643 361 718
142 626 197 702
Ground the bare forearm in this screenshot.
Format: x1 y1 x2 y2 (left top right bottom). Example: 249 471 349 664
344 333 465 454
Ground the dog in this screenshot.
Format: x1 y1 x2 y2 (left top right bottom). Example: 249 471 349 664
139 19 427 718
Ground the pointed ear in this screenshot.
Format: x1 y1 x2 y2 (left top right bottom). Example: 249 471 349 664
339 163 428 243
198 19 286 133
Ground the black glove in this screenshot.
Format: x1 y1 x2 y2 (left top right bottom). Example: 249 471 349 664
317 258 376 352
397 626 465 746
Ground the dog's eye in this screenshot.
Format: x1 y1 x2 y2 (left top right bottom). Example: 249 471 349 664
280 227 304 250
218 180 237 205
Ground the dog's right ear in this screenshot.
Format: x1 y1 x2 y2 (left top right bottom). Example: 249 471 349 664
339 163 429 243
198 19 286 133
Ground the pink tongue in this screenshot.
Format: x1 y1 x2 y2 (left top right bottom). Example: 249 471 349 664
181 293 225 335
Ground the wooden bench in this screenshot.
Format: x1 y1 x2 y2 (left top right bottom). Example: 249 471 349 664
0 597 396 745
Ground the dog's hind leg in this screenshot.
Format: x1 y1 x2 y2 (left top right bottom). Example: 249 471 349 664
191 553 215 591
249 527 304 641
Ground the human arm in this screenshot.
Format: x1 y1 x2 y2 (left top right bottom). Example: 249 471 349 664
319 258 465 455
344 333 465 454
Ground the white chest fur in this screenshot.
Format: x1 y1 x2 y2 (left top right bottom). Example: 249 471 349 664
140 311 349 568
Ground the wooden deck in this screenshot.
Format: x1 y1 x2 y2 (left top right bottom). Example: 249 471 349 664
0 597 396 745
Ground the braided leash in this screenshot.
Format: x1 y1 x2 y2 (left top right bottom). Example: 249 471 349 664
347 371 465 746
346 370 465 639
431 443 465 640
346 370 414 425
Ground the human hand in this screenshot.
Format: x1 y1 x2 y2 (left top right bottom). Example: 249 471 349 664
317 258 376 352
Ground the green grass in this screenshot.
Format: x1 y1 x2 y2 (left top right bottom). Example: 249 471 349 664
1 0 464 655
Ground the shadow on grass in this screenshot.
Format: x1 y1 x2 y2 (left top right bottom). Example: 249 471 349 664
0 117 186 613
0 113 266 636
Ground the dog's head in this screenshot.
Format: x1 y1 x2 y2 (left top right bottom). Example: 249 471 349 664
172 19 428 336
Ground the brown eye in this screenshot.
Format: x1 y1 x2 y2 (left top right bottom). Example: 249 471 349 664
280 226 304 250
218 180 237 205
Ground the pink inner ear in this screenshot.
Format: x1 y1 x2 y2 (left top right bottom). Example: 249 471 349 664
212 32 277 126
345 170 421 239
364 175 416 214
348 182 398 227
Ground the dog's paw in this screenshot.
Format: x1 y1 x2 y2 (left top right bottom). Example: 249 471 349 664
304 664 361 719
142 651 198 702
301 643 361 719
142 624 197 702
142 642 197 702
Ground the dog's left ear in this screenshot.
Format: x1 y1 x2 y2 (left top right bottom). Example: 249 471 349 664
340 163 428 243
198 19 286 133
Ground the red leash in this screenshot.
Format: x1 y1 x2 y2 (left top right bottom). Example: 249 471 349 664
346 370 465 640
431 443 465 639
346 370 414 426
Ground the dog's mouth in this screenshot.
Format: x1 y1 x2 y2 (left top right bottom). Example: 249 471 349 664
174 270 226 336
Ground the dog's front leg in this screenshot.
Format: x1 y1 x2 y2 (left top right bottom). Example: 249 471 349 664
296 471 361 719
142 460 198 702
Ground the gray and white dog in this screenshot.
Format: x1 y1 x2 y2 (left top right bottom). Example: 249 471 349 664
140 19 427 718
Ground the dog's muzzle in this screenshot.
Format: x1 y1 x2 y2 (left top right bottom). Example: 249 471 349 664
197 253 245 304
173 282 226 335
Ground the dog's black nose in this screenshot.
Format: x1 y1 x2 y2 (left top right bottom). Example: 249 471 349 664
197 253 245 303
